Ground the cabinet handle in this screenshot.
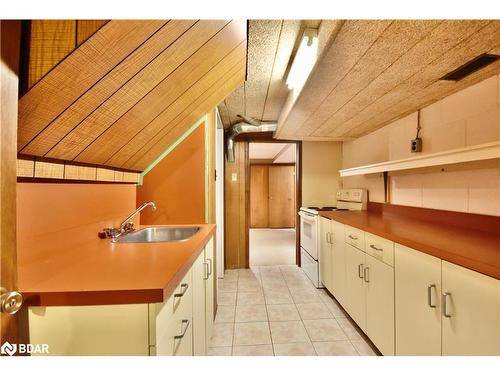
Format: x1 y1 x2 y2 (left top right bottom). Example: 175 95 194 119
203 262 209 280
427 284 437 308
207 258 212 277
174 319 190 340
174 283 189 298
326 232 331 244
363 267 369 283
442 292 452 318
358 264 364 279
369 244 383 252
348 234 358 240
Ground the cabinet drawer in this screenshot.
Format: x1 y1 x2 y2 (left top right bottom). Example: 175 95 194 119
345 225 365 251
365 233 394 267
151 269 193 350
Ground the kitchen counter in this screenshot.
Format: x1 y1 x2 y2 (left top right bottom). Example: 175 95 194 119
18 224 216 306
320 207 500 280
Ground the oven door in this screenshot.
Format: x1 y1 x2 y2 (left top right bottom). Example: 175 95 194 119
299 211 319 260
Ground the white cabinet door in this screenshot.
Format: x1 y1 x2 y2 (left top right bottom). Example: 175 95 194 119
441 261 500 355
394 244 441 355
330 220 346 304
365 254 394 355
192 250 207 355
344 243 366 331
319 217 333 291
204 238 215 348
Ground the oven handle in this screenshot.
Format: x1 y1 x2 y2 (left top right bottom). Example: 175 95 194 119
299 211 317 223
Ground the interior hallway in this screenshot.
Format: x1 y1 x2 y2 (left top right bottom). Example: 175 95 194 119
209 266 377 356
249 229 296 266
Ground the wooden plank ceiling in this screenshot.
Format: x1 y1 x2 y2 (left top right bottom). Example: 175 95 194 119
276 20 500 140
18 20 247 171
217 20 342 128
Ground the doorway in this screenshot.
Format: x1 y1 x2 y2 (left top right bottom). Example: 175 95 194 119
248 142 298 267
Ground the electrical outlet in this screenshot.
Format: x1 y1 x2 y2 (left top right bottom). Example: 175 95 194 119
411 137 422 153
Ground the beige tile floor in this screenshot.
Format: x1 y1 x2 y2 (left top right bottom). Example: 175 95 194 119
249 229 296 266
209 265 379 356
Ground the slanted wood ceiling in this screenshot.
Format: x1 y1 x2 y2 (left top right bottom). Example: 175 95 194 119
18 20 247 171
276 20 500 140
217 20 342 128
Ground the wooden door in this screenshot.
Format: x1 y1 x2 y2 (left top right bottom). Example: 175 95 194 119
344 244 366 331
250 165 269 228
319 217 332 291
1 21 28 351
441 261 499 355
191 251 206 355
268 165 295 228
394 244 442 355
330 221 346 305
365 254 395 355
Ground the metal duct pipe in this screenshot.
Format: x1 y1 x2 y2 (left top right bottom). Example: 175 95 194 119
226 121 277 162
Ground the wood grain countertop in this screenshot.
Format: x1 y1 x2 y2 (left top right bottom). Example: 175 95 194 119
319 206 500 280
18 224 216 306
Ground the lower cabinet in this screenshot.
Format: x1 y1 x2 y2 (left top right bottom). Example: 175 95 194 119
441 260 499 355
395 244 442 355
395 244 500 356
319 217 333 291
29 236 215 356
364 253 394 356
344 243 366 331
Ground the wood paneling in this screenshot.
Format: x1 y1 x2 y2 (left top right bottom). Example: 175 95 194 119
268 165 295 228
250 165 269 227
1 20 25 347
22 20 195 157
76 20 108 45
52 20 230 162
136 124 206 225
18 20 247 172
18 20 167 149
276 20 500 140
224 141 248 269
28 20 76 88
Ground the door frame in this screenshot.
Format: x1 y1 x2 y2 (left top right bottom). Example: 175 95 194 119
245 139 302 267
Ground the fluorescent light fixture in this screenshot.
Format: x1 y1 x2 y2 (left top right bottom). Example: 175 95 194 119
286 28 319 93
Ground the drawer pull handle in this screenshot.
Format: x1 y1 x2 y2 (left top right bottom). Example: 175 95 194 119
207 258 212 277
174 283 189 298
203 262 209 280
442 292 452 318
427 284 437 308
358 264 364 279
369 244 383 252
348 234 358 240
363 267 370 283
174 319 190 340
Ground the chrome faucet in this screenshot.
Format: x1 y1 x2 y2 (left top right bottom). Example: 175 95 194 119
99 201 157 241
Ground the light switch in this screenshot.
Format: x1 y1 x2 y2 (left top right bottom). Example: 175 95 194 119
231 173 237 182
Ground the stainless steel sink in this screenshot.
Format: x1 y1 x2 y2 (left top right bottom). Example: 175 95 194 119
113 226 200 243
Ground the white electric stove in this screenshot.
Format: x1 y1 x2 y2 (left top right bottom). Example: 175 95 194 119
299 188 367 288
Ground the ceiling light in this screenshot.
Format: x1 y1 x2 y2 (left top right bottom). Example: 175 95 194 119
286 28 319 94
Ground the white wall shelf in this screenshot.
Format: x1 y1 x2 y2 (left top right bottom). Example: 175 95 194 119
339 141 500 177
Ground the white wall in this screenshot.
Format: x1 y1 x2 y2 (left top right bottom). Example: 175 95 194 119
342 74 500 216
302 141 342 207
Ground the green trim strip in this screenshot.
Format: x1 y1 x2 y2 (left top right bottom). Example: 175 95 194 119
138 115 207 186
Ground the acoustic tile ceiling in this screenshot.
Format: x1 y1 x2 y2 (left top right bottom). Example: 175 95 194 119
217 20 342 128
219 20 500 142
18 20 247 171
